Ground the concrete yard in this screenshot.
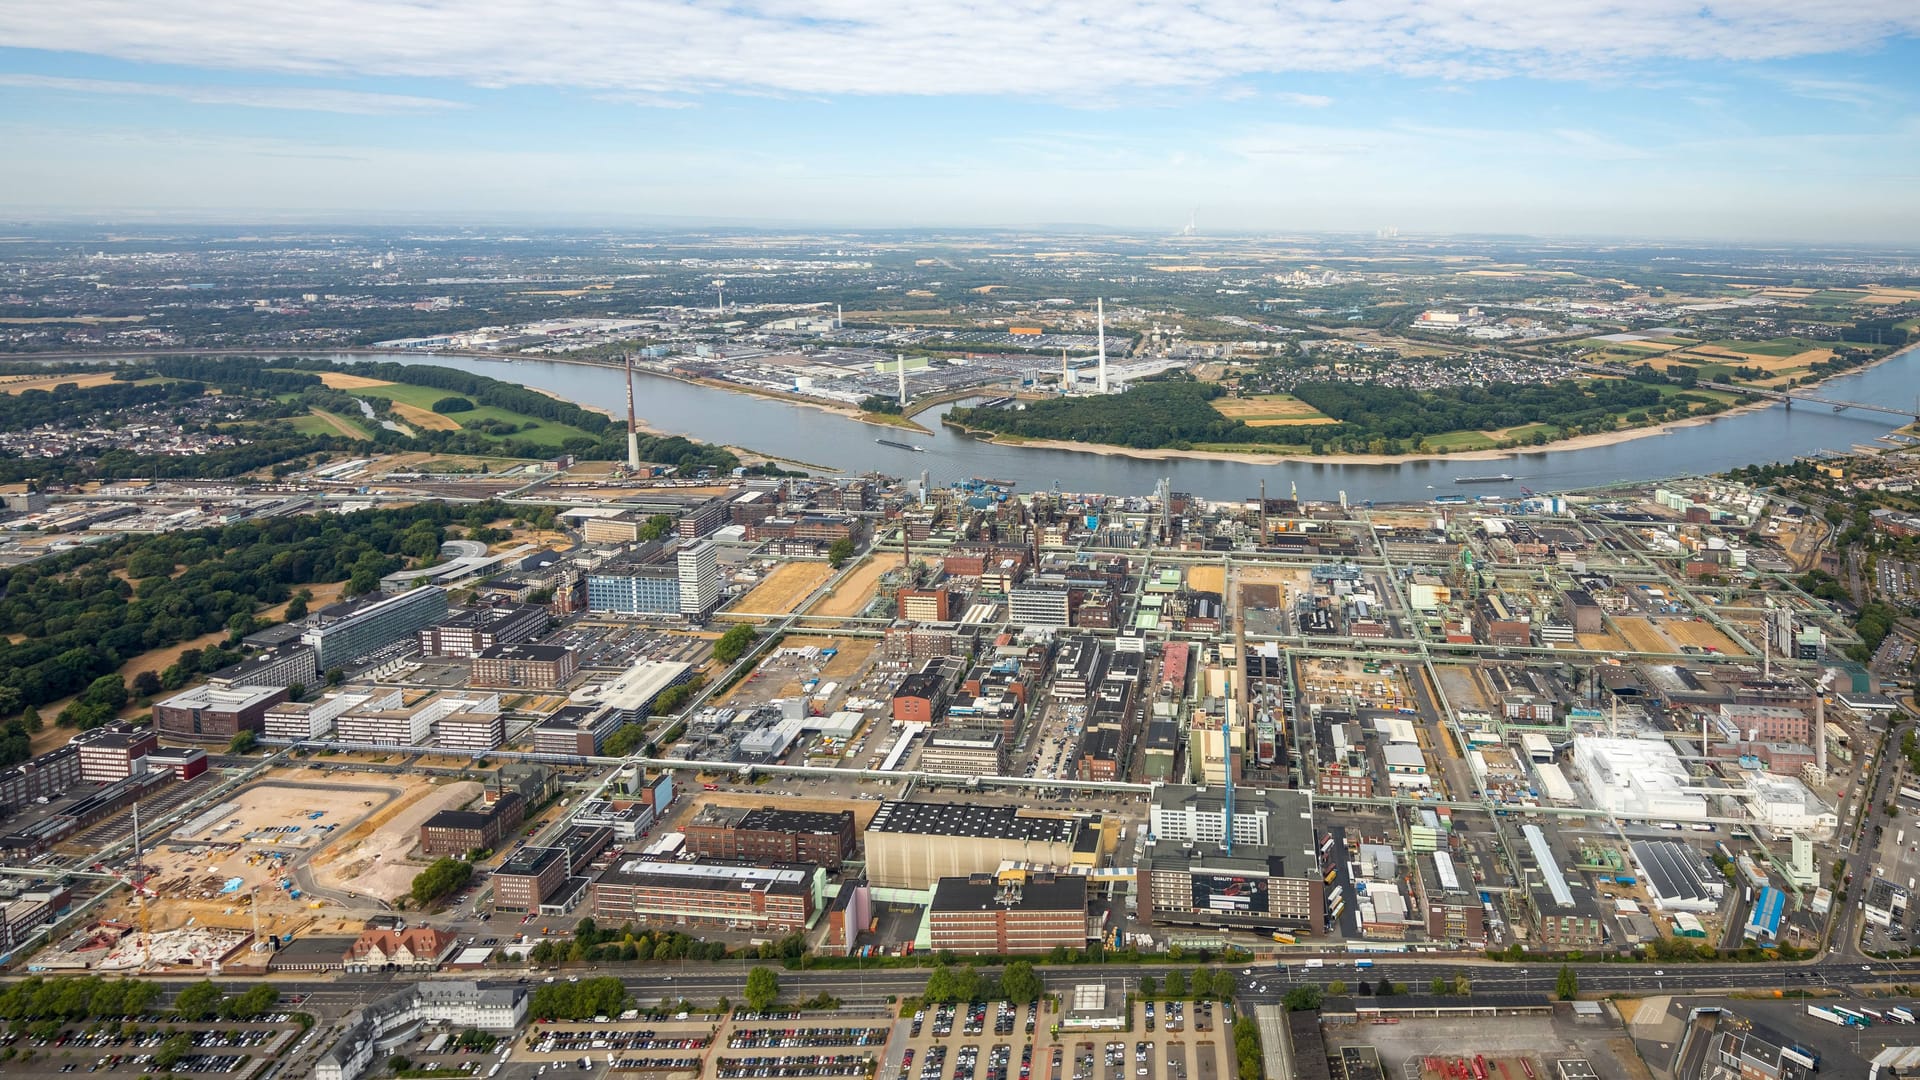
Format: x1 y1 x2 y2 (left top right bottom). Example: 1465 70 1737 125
308 776 485 902
1320 1006 1652 1080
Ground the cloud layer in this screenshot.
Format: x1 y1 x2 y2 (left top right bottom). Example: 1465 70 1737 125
2 1 1916 99
0 74 462 113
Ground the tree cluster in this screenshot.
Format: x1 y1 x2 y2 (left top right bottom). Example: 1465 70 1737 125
713 624 760 664
410 857 475 908
529 977 631 1021
0 976 161 1021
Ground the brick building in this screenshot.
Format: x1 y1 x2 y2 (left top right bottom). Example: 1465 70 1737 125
419 792 526 857
682 805 857 869
927 872 1090 954
472 643 579 690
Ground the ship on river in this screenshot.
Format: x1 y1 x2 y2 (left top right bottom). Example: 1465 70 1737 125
875 438 925 452
1454 473 1516 484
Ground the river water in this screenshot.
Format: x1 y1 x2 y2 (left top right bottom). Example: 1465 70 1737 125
348 349 1918 502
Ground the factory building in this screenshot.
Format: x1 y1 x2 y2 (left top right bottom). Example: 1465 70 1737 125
588 858 824 932
682 805 857 869
927 871 1091 954
864 801 1096 891
1570 735 1707 822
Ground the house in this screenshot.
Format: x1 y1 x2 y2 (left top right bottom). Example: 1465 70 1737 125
343 926 459 973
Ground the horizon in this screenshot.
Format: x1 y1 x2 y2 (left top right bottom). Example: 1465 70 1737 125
3 3 1920 242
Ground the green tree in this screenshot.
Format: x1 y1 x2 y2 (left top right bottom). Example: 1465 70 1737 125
1281 985 1322 1011
827 536 856 568
1164 971 1186 999
1325 980 1347 997
1430 977 1450 996
154 1033 192 1071
1454 974 1471 996
1138 975 1156 998
1002 961 1042 1003
409 857 474 908
228 730 257 754
1556 965 1579 1001
745 967 781 1012
713 623 760 664
171 981 225 1021
602 723 647 757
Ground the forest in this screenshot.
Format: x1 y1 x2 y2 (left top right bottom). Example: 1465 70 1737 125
0 500 534 764
948 375 1690 455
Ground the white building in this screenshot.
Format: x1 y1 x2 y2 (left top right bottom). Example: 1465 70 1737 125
1742 773 1838 834
1570 736 1707 821
264 691 379 741
315 982 526 1080
1383 743 1431 791
677 540 722 618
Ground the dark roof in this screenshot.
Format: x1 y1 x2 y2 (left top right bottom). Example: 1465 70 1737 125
929 873 1088 914
895 672 945 700
691 805 853 835
868 801 1080 842
498 845 566 877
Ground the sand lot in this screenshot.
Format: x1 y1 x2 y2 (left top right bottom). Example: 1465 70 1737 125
310 778 485 901
737 561 835 615
811 553 903 618
1577 631 1632 653
1661 617 1747 656
1613 615 1674 654
777 635 877 682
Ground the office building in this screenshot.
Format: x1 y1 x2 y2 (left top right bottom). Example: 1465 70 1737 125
1137 784 1323 931
682 805 857 869
417 603 548 658
75 724 158 783
419 792 525 857
144 747 208 781
586 548 683 615
677 541 722 618
264 691 377 741
532 705 625 757
152 684 289 741
588 857 824 932
471 643 578 690
301 587 449 669
919 729 1007 775
336 692 498 747
1008 586 1071 628
315 982 526 1080
207 644 319 692
436 706 506 753
0 744 83 813
493 846 570 913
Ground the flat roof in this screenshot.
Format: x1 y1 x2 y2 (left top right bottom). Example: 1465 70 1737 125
930 873 1088 914
498 845 566 877
478 643 573 663
868 801 1081 843
690 805 852 835
596 857 815 894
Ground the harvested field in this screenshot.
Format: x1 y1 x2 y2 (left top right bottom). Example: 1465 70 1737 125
314 372 397 390
0 371 121 394
1662 617 1748 655
1612 615 1673 654
737 561 835 615
1212 393 1335 426
310 778 483 902
811 553 903 618
389 401 461 430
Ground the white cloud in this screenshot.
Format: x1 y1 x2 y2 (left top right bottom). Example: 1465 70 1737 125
0 1 1914 100
0 74 463 114
1273 92 1334 108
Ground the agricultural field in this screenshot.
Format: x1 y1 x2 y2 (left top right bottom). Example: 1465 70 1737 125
1211 393 1337 426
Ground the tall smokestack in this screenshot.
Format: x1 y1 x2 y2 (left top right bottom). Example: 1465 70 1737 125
836 304 842 329
1814 692 1826 775
1096 297 1108 394
1061 348 1070 391
624 353 641 471
896 353 908 407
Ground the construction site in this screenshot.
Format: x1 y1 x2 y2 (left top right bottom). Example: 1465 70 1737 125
61 768 470 973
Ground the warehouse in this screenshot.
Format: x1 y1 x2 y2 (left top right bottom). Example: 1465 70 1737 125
1630 839 1726 913
1570 735 1707 821
587 857 824 932
864 801 1094 891
682 805 857 869
928 870 1091 954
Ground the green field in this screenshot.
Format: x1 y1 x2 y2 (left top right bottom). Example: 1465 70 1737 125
286 409 374 438
1705 338 1815 357
357 381 597 447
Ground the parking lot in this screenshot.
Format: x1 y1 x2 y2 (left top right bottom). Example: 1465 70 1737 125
0 1019 301 1079
887 1001 1228 1080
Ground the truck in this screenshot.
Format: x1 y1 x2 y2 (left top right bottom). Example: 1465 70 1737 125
1780 1045 1819 1070
1303 959 1324 969
1888 1006 1915 1025
1271 932 1296 945
1354 959 1375 970
1807 1004 1851 1027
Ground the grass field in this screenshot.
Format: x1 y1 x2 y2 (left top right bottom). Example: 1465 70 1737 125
306 372 595 447
290 408 373 438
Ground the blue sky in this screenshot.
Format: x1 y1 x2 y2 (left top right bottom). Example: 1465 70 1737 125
2 1 1919 240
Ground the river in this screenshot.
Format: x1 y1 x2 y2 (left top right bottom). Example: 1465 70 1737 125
345 350 1917 502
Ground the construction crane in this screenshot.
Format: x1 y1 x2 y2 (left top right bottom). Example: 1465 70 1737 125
93 802 155 969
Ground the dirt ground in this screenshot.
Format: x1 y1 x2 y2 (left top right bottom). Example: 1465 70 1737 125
1578 631 1633 653
775 636 877 682
389 401 461 430
737 561 836 615
309 778 484 902
1613 615 1674 654
811 553 903 618
1187 565 1225 594
0 371 121 394
1663 618 1748 655
314 372 397 390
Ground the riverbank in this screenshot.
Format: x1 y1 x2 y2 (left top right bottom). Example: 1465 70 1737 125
943 398 1782 466
643 368 933 435
527 385 833 472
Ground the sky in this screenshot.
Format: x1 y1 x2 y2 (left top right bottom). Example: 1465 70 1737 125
2 1 1920 241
